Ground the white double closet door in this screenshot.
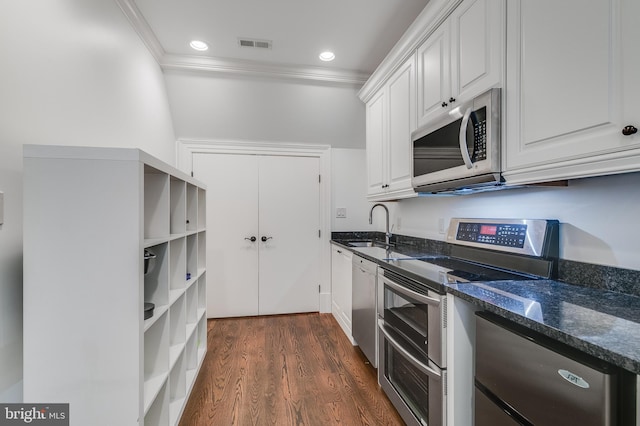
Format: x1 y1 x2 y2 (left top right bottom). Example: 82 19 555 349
193 153 321 318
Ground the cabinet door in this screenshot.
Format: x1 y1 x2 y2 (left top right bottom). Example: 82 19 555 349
417 20 451 128
504 0 640 179
366 89 387 196
387 56 416 193
331 245 353 338
450 0 503 102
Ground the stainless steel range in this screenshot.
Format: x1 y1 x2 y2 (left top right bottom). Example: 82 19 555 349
374 218 559 426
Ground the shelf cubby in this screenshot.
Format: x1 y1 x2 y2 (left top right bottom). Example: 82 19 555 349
169 352 187 426
197 188 206 230
145 382 169 425
144 166 170 239
170 178 186 235
186 234 197 285
197 315 207 362
186 284 197 326
186 184 198 232
169 295 186 370
169 238 186 294
144 243 169 311
144 314 169 413
197 274 206 318
197 231 206 274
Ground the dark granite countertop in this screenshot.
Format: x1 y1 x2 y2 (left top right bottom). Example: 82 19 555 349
447 280 640 375
331 237 640 375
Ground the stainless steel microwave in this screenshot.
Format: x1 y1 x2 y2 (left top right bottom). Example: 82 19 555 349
412 88 501 194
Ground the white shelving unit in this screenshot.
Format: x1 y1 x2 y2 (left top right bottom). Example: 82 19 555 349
23 145 207 426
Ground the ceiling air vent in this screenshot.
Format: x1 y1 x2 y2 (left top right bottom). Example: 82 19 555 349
238 38 272 49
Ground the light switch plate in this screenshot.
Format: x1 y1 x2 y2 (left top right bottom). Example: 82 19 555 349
0 191 4 225
336 207 347 218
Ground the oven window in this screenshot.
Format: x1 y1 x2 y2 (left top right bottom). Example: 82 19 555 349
384 286 428 346
385 335 431 423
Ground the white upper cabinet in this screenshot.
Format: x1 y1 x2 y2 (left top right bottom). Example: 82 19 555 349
366 55 417 201
417 0 504 128
504 0 640 183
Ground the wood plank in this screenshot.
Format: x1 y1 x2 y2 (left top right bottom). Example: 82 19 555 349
179 313 404 426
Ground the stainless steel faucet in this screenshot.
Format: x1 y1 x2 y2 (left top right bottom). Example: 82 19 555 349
369 203 391 246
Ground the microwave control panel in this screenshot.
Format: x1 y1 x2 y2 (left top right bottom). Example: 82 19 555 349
470 106 488 162
455 222 527 248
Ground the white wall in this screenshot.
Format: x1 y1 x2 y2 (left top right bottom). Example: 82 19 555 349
331 149 372 231
390 173 640 270
0 0 176 401
164 71 365 148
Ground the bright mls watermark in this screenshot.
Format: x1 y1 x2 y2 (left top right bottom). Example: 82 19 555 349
0 404 68 426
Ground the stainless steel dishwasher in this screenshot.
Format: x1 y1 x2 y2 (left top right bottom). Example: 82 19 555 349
352 253 378 367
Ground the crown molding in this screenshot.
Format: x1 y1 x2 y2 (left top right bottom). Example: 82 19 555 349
114 0 165 61
160 54 369 86
115 0 368 87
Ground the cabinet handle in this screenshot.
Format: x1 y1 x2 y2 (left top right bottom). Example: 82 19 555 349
261 236 273 242
449 97 456 103
441 101 448 108
622 125 638 136
244 236 257 242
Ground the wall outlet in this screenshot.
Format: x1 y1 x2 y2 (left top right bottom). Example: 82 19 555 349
396 216 402 231
336 207 347 218
438 217 445 234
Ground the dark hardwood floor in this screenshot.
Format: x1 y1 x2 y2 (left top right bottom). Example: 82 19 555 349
179 313 404 426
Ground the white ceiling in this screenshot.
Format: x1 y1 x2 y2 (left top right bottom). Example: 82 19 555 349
118 0 430 84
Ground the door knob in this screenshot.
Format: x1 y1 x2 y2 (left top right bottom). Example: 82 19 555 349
261 236 273 242
245 236 257 242
622 125 638 136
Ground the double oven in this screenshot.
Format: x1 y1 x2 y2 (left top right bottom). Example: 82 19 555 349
377 265 447 426
373 218 559 426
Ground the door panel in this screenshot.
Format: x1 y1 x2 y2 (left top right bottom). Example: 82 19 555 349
258 155 321 315
192 153 259 318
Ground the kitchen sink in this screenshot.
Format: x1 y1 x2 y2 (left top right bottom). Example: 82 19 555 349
347 241 392 248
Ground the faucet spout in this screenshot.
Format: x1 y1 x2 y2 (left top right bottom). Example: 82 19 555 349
369 203 391 246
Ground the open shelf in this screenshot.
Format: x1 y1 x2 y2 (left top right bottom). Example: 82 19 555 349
186 184 198 232
169 238 186 291
170 178 186 235
144 166 169 239
198 188 206 230
23 146 206 426
169 351 187 426
197 231 206 272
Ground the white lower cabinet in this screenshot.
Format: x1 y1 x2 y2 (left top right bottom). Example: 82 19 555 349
331 243 354 343
504 0 640 184
23 145 207 426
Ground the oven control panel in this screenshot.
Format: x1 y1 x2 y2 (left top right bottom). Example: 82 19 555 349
456 222 527 248
446 218 559 258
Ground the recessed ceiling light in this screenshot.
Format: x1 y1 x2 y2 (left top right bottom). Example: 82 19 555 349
190 40 209 51
319 51 335 62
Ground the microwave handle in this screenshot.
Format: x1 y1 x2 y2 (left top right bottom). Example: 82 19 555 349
459 107 474 169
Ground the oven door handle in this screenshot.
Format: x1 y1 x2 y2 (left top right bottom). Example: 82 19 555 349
384 279 441 306
379 319 442 379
